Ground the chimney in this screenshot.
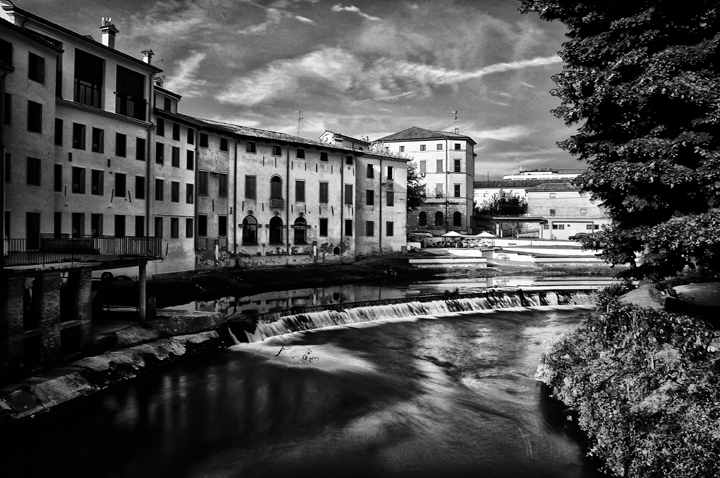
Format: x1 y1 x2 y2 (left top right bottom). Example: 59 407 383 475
142 49 154 64
100 17 119 49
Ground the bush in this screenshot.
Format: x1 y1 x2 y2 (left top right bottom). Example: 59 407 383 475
537 294 720 477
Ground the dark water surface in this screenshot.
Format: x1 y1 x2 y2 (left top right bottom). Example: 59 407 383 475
1 308 607 478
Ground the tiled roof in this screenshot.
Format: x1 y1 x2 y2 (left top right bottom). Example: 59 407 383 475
376 126 476 145
473 179 572 189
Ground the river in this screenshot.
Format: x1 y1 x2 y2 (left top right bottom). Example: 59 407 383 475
0 306 607 478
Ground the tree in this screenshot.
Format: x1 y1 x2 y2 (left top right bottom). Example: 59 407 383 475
520 1 720 280
476 190 528 216
406 161 426 212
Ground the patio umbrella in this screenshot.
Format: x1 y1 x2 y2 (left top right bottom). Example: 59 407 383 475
475 231 496 238
441 231 462 237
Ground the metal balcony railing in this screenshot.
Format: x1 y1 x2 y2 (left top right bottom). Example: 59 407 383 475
2 235 162 267
270 197 284 208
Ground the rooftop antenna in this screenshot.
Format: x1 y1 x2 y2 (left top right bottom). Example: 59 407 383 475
453 110 459 134
296 110 304 136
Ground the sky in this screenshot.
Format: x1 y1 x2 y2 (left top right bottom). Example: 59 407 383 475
15 0 580 179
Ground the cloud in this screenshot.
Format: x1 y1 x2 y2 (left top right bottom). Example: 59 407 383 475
295 15 315 24
519 82 536 88
165 51 211 98
239 7 287 34
331 4 381 21
470 125 531 142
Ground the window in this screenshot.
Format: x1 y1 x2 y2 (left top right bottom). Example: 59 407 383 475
74 49 103 108
155 179 164 201
136 176 145 199
54 118 63 146
435 183 444 197
436 159 443 173
454 184 461 198
319 182 328 203
172 123 180 141
0 38 12 66
366 189 374 206
186 184 194 204
171 181 179 202
72 123 86 150
269 216 283 244
136 216 145 237
419 211 427 226
420 144 426 151
345 155 353 164
186 218 194 238
91 214 102 237
218 215 227 237
4 93 10 125
116 133 127 157
219 174 228 197
437 143 443 151
245 175 256 199
242 215 257 244
549 209 556 216
115 215 126 237
419 160 426 174
157 118 165 137
270 176 282 198
293 217 307 244
399 146 405 153
544 224 550 230
344 219 353 236
366 164 374 179
116 66 146 121
586 224 594 230
27 157 41 185
170 217 179 238
246 141 256 153
365 221 374 237
27 101 42 133
295 180 305 202
136 138 146 161
91 169 103 195
164 97 171 112
199 133 208 147
435 211 444 227
54 164 62 192
387 191 394 207
220 138 229 152
71 212 84 238
273 145 282 156
155 142 164 164
320 151 328 161
187 128 194 144
186 150 194 170
386 221 394 237
28 52 45 83
171 146 180 167
454 143 461 151
454 159 461 173
115 173 126 198
344 184 353 205
155 217 163 238
199 171 208 195
387 166 394 180
90 128 104 153
453 211 462 227
296 148 304 159
319 218 328 237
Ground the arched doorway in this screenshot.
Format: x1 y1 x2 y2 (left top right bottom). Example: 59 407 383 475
293 217 307 244
453 211 462 227
269 216 283 244
242 215 257 244
418 211 427 226
435 211 444 227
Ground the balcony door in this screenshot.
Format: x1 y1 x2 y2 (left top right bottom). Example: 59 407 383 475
26 212 40 250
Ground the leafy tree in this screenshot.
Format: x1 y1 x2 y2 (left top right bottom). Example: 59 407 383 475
476 190 528 216
406 161 426 212
520 0 720 280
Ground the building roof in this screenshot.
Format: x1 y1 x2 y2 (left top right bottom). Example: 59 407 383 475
0 17 63 52
322 130 370 146
155 85 182 100
525 182 579 192
473 179 573 189
375 126 476 145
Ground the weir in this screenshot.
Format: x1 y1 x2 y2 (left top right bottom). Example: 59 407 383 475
243 289 595 342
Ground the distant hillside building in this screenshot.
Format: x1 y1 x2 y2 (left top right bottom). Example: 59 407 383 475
502 168 585 181
374 126 476 235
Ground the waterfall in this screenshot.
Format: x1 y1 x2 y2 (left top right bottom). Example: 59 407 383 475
243 290 595 342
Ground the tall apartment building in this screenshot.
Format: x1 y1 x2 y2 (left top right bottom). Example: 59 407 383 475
374 126 476 235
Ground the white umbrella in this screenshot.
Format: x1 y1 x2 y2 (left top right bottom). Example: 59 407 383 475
476 231 496 238
441 231 462 237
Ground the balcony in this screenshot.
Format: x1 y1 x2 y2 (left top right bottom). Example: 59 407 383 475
270 197 284 209
2 235 162 268
115 93 147 121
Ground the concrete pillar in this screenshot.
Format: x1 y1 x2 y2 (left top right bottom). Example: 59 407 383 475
35 272 62 365
139 262 147 327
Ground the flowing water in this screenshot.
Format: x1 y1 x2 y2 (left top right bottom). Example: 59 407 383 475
0 306 607 478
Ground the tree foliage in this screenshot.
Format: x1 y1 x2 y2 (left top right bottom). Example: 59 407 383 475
520 0 720 280
406 161 426 212
475 190 528 216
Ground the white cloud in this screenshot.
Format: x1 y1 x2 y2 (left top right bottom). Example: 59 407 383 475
295 15 315 24
331 4 381 21
519 82 536 88
165 51 211 98
470 125 531 142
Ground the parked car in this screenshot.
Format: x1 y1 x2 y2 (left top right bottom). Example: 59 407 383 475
569 233 590 241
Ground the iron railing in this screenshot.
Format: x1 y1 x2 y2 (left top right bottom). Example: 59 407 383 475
2 235 162 267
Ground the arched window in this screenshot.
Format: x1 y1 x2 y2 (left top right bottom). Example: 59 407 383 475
270 176 282 199
453 211 462 227
242 215 258 244
418 211 427 226
269 216 283 244
435 211 444 226
293 217 307 244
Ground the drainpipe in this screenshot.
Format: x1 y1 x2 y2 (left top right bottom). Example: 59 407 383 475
233 139 238 253
194 129 202 256
138 72 156 323
379 155 383 253
445 139 449 232
286 144 290 255
0 69 7 270
340 150 344 254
